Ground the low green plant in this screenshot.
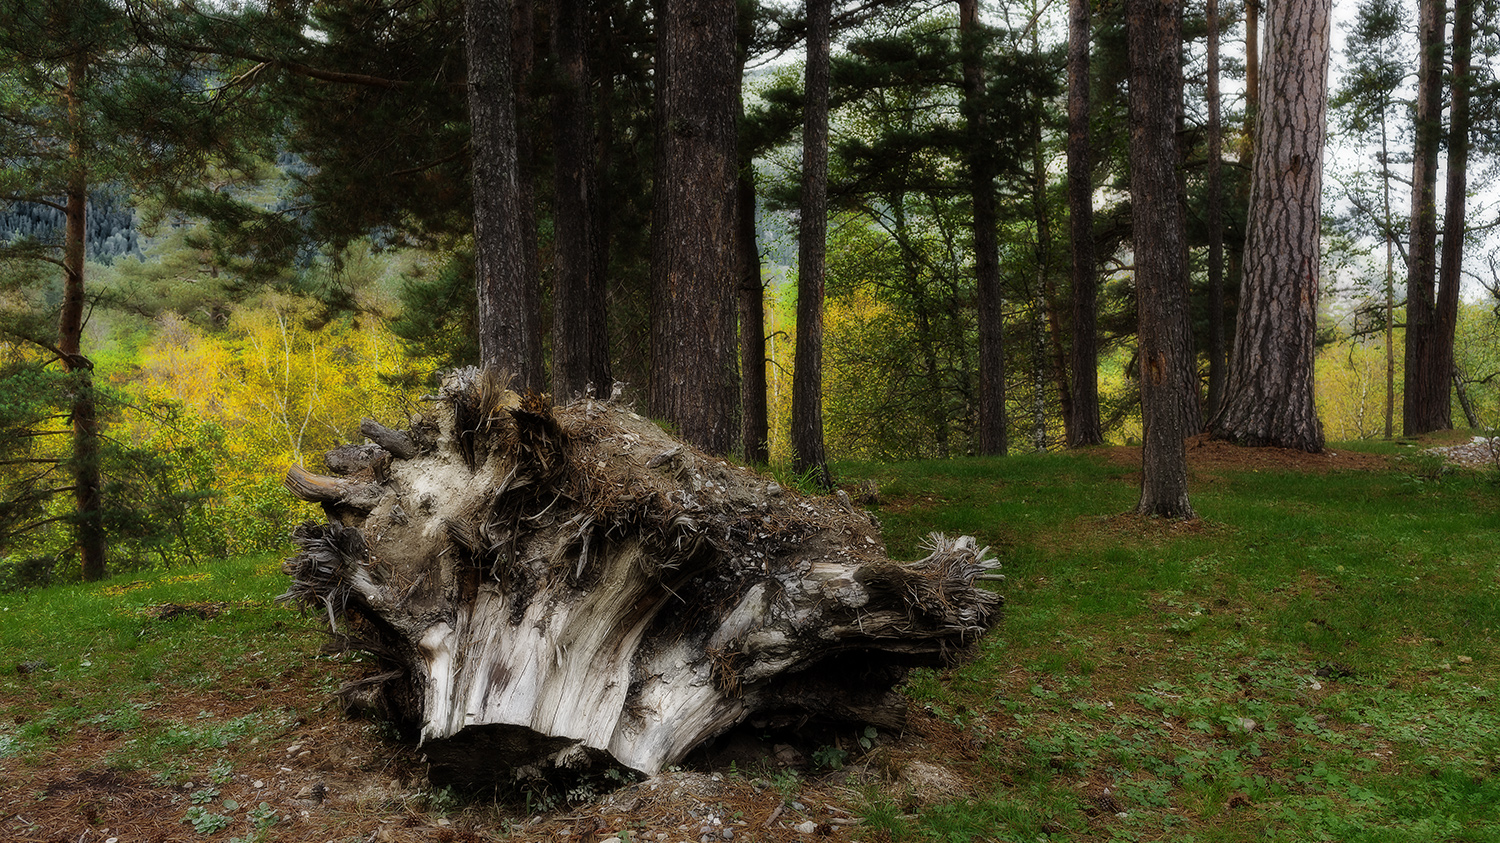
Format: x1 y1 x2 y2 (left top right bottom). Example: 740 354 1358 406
812 744 848 770
227 801 282 842
208 758 234 784
182 804 232 834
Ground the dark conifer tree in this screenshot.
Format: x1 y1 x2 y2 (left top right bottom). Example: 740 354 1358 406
0 0 255 580
1126 0 1195 518
1065 0 1103 447
1403 0 1447 434
551 0 611 399
961 0 1008 456
791 0 835 488
467 0 542 388
649 0 740 455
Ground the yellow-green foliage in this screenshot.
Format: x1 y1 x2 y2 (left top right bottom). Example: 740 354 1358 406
1315 335 1398 441
1314 301 1500 440
1455 301 1500 429
123 295 427 554
137 295 418 471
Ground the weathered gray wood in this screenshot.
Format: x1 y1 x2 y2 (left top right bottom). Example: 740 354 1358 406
359 417 419 460
281 367 1002 791
283 465 383 512
324 443 390 477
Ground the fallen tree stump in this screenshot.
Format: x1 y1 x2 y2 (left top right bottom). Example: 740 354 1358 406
281 368 1002 789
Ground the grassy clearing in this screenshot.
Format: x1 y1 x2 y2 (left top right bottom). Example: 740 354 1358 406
0 553 432 841
846 441 1500 842
1 441 1498 841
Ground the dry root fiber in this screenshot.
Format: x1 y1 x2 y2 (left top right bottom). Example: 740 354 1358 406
282 368 1002 790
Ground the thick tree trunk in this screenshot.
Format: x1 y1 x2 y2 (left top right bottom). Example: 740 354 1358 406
62 55 104 582
791 0 834 489
551 0 611 400
1066 0 1103 448
1211 0 1329 453
961 0 1007 457
1402 0 1446 435
282 369 1002 789
1127 0 1195 519
650 0 739 455
467 0 543 389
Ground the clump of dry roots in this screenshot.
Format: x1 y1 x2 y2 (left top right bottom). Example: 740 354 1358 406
282 367 1002 790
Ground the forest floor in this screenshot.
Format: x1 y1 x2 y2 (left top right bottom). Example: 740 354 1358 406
2 430 1498 842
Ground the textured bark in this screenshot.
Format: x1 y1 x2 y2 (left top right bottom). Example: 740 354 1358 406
1203 0 1228 421
550 0 611 400
1402 0 1446 435
791 0 834 489
650 0 740 456
360 418 419 460
281 369 1003 789
1244 0 1259 139
1454 365 1480 429
62 54 104 582
1127 0 1195 519
961 0 1007 456
1030 52 1053 453
513 0 540 374
1065 0 1102 448
1433 0 1473 431
467 0 542 389
1211 0 1329 453
737 169 769 465
736 11 768 466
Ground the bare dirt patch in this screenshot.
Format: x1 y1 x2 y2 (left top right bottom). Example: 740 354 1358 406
1094 433 1392 477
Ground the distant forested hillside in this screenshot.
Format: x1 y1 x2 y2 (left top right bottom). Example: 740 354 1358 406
0 189 140 263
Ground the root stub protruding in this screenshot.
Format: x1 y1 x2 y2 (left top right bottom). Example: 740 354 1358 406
282 367 1003 790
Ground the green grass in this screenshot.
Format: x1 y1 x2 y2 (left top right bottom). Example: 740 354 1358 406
842 444 1500 842
0 552 335 777
3 445 1500 841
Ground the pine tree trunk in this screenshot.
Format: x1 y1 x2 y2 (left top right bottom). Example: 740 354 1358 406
64 173 104 583
1030 47 1054 453
737 169 770 465
1203 0 1228 421
281 369 1003 789
467 0 543 389
736 12 769 466
650 0 740 455
550 0 611 400
1453 366 1481 429
1212 0 1329 453
791 0 834 488
1244 0 1259 140
1127 0 1195 519
1402 0 1446 435
1066 0 1103 448
1434 0 1472 429
961 0 1007 456
62 54 104 582
1383 118 1395 440
513 0 541 380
